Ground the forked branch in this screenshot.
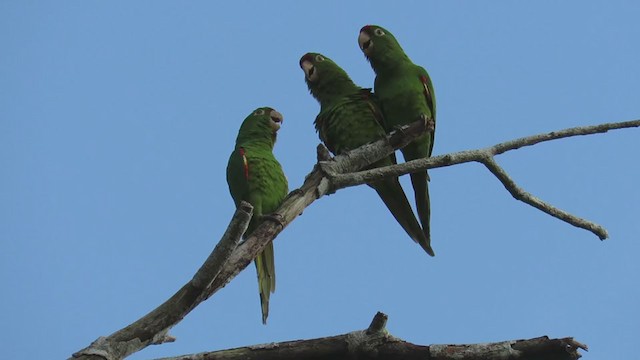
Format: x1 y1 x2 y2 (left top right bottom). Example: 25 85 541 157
70 118 638 359
327 119 640 240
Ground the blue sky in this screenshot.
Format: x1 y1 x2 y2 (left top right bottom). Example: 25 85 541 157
1 1 638 359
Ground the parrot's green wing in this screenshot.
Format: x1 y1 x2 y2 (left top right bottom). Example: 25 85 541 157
301 53 432 255
418 65 436 157
359 25 436 255
226 107 288 324
226 147 250 208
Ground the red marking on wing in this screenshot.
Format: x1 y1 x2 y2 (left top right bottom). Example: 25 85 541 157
239 147 249 180
420 74 434 111
420 75 429 95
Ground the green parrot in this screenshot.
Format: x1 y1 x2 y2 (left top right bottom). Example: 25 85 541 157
300 52 434 256
358 25 436 255
226 106 289 324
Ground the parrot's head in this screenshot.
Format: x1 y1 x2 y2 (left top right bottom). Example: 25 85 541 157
358 25 408 69
300 52 355 101
236 107 284 146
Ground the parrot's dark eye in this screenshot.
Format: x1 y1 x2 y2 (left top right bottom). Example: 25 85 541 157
374 28 385 36
315 55 325 62
254 109 265 116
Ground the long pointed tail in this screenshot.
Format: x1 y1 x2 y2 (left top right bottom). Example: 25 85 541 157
372 177 434 256
255 241 276 324
408 170 434 256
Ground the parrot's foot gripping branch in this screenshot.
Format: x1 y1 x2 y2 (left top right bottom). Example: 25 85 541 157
420 114 435 133
260 213 286 230
316 143 333 162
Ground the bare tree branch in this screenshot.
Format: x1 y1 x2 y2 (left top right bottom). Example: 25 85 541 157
70 202 253 360
480 156 608 239
328 119 640 240
152 312 587 360
70 118 636 359
198 120 436 302
490 119 640 155
69 120 431 360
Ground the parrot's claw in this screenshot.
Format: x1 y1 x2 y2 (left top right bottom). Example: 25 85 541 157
260 213 286 229
316 143 333 162
419 114 435 133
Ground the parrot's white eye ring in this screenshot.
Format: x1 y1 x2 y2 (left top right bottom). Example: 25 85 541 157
254 109 266 116
315 54 325 62
374 28 385 36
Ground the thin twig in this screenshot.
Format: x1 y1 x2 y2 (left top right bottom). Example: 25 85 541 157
480 155 608 239
491 119 640 154
330 119 640 239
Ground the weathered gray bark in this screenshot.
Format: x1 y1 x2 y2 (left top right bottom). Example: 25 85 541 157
154 313 587 360
324 118 640 240
71 203 253 360
70 118 638 360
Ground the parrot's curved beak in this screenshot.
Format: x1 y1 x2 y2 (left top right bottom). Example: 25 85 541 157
269 110 283 131
300 59 317 82
358 31 372 55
